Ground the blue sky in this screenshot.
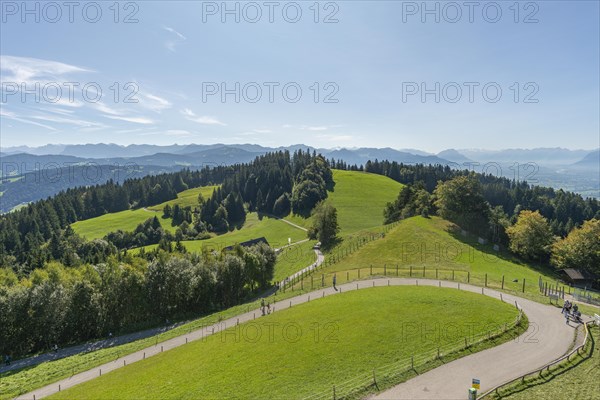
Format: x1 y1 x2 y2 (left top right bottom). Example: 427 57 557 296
1 1 598 152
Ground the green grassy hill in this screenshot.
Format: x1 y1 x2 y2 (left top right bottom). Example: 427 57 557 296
327 170 403 234
71 208 175 240
285 170 402 235
49 286 519 400
146 186 217 211
317 216 556 295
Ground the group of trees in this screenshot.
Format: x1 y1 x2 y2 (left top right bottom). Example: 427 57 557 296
383 173 600 280
384 182 433 222
308 202 340 247
0 244 275 358
200 189 246 233
291 156 334 215
505 210 600 279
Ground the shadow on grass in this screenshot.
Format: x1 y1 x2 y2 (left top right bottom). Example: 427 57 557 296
445 224 557 279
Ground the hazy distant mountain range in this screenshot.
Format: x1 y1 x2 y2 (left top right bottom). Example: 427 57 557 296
1 144 598 212
3 143 596 165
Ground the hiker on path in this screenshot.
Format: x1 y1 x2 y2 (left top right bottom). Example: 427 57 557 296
261 298 266 316
333 274 337 291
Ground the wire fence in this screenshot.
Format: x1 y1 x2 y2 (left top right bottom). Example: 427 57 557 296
572 288 600 306
282 263 543 298
303 309 524 400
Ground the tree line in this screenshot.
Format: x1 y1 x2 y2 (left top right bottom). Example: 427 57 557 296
0 244 275 358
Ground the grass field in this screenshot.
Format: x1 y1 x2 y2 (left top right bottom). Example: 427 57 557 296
71 208 176 240
49 286 519 400
71 186 217 240
146 186 217 211
137 213 307 254
326 170 403 235
493 325 599 399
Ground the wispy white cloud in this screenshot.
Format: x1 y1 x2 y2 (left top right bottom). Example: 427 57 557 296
181 108 226 126
92 102 122 116
141 93 172 112
105 115 154 125
253 129 272 134
93 102 155 124
54 98 84 108
31 114 107 129
1 109 57 131
163 26 187 52
0 55 91 83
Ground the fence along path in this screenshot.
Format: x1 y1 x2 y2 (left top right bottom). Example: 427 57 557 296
21 278 572 400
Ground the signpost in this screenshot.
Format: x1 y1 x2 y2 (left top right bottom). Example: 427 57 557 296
468 378 480 400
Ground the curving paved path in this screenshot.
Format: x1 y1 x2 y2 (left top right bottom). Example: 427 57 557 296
19 278 574 400
372 282 574 399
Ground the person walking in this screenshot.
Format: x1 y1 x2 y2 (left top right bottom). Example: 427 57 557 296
562 300 570 314
333 274 337 291
261 298 266 316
